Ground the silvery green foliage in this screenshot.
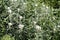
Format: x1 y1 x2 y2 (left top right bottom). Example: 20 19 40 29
0 0 60 40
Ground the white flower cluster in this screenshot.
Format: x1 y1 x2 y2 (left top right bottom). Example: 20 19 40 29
8 7 12 13
18 24 24 29
8 23 12 26
19 16 23 20
58 25 60 27
35 25 41 31
8 7 10 9
23 3 26 5
33 21 37 24
53 28 56 31
17 8 20 12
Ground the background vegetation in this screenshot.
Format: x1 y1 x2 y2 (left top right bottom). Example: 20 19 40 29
0 0 60 40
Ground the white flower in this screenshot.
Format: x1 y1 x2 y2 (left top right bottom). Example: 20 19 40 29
52 8 54 11
35 25 41 30
53 28 56 32
33 21 37 24
17 8 20 12
23 3 26 5
46 6 49 9
8 9 12 13
54 28 56 31
35 4 38 6
8 7 10 9
19 16 23 20
12 12 15 14
7 7 12 13
43 23 45 25
58 25 60 27
18 24 24 29
8 23 12 26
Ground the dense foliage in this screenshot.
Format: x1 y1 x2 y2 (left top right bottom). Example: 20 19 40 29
0 0 60 40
